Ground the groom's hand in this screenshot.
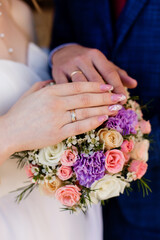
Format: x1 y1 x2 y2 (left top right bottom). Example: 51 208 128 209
51 44 137 101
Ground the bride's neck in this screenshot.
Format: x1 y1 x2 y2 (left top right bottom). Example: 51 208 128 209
0 0 30 64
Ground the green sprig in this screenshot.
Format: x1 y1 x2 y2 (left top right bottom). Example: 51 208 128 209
137 178 152 197
11 183 37 203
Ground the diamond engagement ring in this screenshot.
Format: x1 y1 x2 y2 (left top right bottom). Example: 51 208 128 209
70 70 83 78
70 110 77 122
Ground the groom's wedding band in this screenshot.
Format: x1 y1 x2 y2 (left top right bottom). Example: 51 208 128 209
70 110 77 122
70 70 83 78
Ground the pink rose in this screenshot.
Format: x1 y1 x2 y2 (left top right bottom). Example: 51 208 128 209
123 152 131 163
25 164 34 178
55 185 81 207
105 150 125 174
121 140 134 153
57 166 73 181
139 120 151 134
128 160 148 180
60 147 78 166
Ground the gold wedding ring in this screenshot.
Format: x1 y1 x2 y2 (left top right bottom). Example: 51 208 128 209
70 70 83 78
70 110 77 122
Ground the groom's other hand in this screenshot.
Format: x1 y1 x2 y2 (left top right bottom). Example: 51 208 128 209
51 44 137 101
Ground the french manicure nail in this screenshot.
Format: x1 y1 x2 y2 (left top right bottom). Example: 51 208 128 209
100 84 114 91
108 104 123 111
98 115 108 122
111 94 126 102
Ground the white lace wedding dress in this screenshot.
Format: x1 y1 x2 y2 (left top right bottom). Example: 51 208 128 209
0 43 103 240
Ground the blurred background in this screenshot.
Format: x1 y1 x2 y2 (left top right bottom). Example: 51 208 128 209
24 0 54 47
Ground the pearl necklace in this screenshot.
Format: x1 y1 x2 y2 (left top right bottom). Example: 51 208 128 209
0 2 14 54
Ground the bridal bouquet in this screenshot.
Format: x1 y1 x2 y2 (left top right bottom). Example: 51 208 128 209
13 95 151 213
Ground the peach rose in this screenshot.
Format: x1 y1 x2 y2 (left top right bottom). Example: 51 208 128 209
25 164 34 178
105 150 125 174
98 128 123 150
128 160 148 180
57 166 73 181
121 140 134 153
39 177 61 196
139 120 151 134
55 185 81 207
130 139 150 162
60 147 78 166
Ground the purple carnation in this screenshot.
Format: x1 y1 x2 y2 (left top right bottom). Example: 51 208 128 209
105 117 123 133
74 151 106 188
105 108 138 135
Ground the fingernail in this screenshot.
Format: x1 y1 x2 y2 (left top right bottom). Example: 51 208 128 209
100 84 113 91
98 115 108 122
111 94 126 102
108 104 123 112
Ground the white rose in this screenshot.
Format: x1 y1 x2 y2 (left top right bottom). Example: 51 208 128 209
90 174 128 203
38 142 65 167
130 139 149 162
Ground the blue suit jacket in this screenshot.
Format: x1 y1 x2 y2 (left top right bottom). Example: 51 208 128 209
51 0 160 239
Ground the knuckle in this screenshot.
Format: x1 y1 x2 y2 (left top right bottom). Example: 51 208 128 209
88 48 101 57
81 94 90 106
74 55 86 64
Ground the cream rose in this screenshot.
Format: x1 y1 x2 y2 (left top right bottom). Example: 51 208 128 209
90 174 128 203
130 139 150 162
39 177 62 196
38 142 65 167
98 128 123 150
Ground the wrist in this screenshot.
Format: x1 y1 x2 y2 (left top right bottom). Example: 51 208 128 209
0 115 16 164
50 43 79 67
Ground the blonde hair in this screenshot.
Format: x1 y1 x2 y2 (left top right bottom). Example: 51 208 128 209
31 0 41 12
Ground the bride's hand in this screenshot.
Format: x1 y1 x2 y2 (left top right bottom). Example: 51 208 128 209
0 81 125 163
